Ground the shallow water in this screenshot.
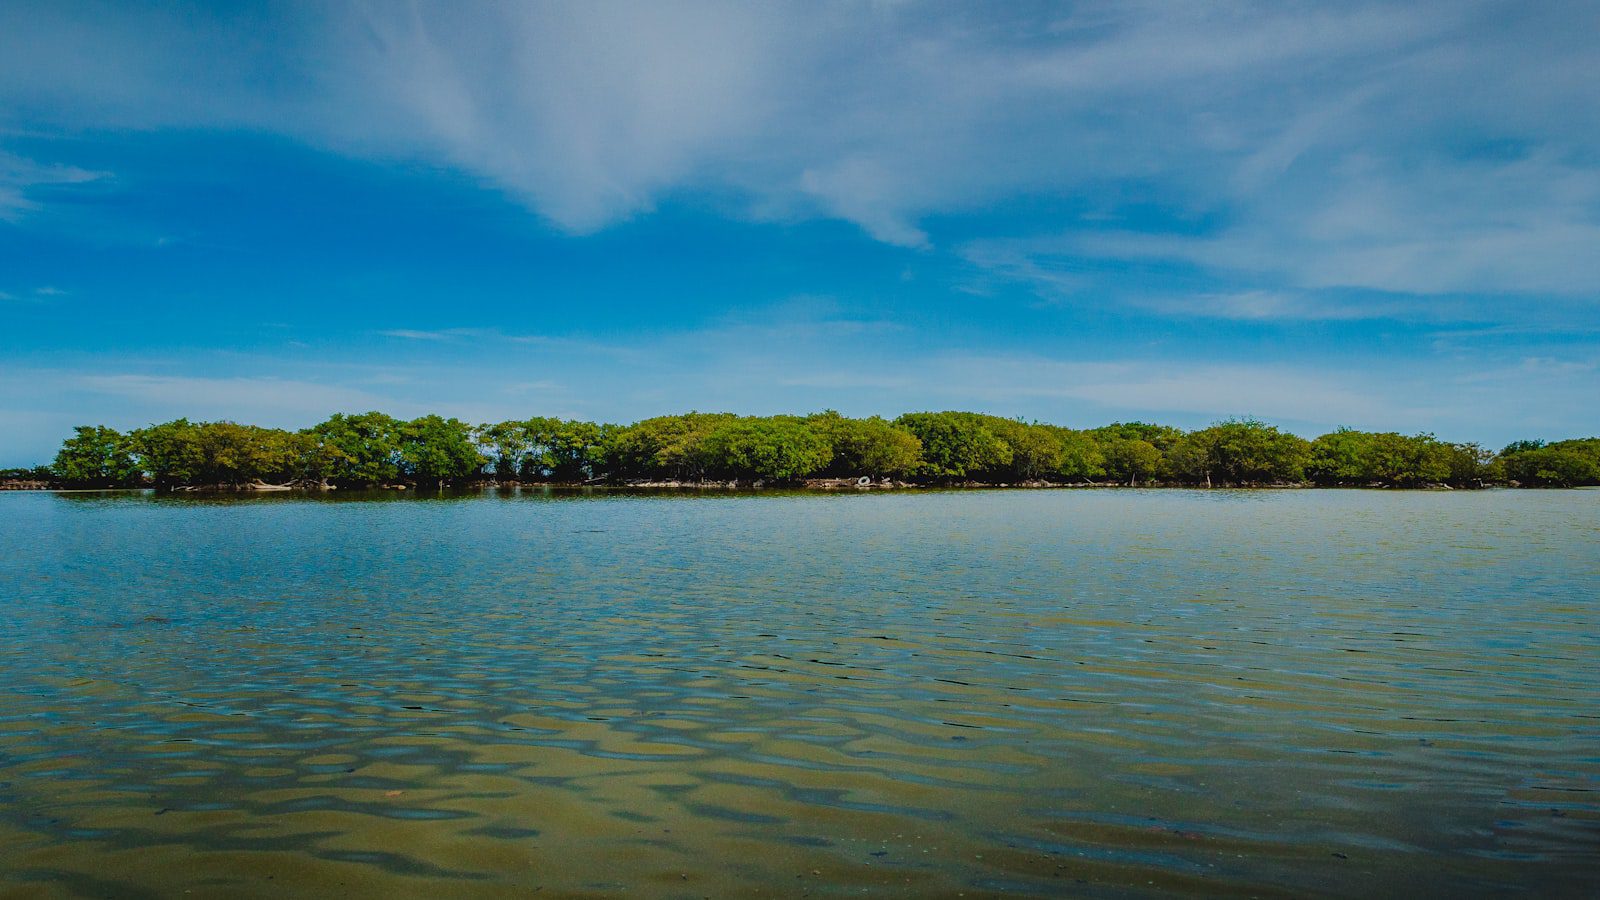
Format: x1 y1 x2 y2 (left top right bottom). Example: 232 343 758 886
0 488 1595 897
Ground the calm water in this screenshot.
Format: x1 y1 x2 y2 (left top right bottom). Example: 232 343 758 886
0 489 1595 898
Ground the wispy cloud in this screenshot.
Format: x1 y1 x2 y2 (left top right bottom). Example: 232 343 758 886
1128 291 1397 322
376 327 649 363
77 374 390 418
5 1 1596 271
0 285 71 305
1076 154 1600 297
0 150 106 220
378 328 460 341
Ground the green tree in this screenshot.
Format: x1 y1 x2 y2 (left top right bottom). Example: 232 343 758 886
699 417 831 482
1501 439 1546 456
986 419 1065 481
399 415 485 485
1092 422 1185 453
1051 427 1106 481
539 418 610 481
1445 442 1493 487
1499 439 1600 486
604 413 738 481
194 422 304 483
0 466 56 483
805 412 925 478
129 419 206 488
1101 438 1161 485
477 420 532 481
309 412 404 486
291 430 350 485
122 420 312 487
894 412 1012 479
1306 428 1371 483
1170 420 1310 485
1307 430 1466 486
52 425 140 487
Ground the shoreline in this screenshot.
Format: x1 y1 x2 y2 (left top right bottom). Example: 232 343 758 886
7 480 1570 494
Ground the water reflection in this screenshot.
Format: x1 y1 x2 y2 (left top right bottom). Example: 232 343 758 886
1 489 1595 896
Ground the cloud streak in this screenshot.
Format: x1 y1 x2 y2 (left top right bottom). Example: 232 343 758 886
0 150 105 221
76 374 391 417
3 0 1596 290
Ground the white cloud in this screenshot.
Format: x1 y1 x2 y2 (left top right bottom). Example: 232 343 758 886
0 151 105 221
1129 291 1401 322
0 286 72 305
2 0 1595 287
1076 152 1600 297
76 374 391 420
378 328 457 341
800 159 930 248
323 2 790 232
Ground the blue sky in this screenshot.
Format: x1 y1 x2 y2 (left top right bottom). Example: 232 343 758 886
2 1 1597 464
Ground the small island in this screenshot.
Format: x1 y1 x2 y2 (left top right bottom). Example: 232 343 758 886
5 410 1596 492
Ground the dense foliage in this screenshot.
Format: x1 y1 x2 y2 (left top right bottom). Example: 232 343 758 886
1306 429 1491 487
32 410 1599 490
1495 438 1600 487
49 425 141 487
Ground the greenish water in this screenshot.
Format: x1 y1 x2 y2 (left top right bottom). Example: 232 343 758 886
0 489 1595 898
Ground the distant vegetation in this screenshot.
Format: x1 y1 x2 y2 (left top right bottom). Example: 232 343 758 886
23 411 1600 490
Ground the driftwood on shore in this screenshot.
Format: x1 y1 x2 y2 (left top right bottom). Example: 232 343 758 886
169 479 336 492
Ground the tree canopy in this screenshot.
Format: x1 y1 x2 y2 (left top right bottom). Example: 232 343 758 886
23 411 1597 490
1496 438 1600 487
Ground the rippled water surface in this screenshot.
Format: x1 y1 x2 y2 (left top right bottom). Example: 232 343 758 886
0 489 1596 897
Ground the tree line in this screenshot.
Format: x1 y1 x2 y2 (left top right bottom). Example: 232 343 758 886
31 410 1600 489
